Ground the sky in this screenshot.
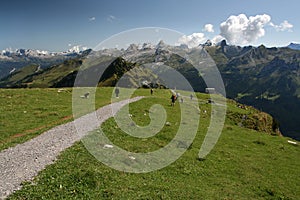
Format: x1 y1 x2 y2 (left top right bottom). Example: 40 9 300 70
0 0 299 52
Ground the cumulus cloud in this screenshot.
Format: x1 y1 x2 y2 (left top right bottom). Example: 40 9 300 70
177 32 206 48
219 14 271 45
211 35 225 44
270 20 293 32
89 16 96 21
203 24 214 33
177 14 292 47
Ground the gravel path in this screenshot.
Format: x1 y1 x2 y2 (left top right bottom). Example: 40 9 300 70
0 97 143 199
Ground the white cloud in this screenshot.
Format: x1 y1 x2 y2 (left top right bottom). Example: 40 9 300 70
270 20 293 32
107 15 116 22
203 24 214 33
89 16 96 21
219 14 271 45
211 35 225 44
177 32 206 48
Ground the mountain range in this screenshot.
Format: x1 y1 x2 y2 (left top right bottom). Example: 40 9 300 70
0 41 299 140
0 48 91 79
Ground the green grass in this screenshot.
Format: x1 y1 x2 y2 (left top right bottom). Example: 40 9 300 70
0 87 120 151
4 88 299 199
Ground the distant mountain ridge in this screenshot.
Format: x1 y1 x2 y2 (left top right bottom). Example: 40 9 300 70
287 43 300 50
0 48 91 79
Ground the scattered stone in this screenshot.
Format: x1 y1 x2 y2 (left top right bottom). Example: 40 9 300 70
103 144 114 149
165 122 171 126
128 156 136 160
287 140 297 145
80 92 90 99
57 89 66 93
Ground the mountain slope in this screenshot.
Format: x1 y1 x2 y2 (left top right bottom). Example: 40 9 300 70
0 64 39 88
0 59 83 88
0 56 161 89
206 43 300 140
0 43 299 140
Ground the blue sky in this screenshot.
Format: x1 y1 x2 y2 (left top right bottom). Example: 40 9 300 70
0 0 299 51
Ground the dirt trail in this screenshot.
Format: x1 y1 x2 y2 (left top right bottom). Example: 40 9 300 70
0 97 143 199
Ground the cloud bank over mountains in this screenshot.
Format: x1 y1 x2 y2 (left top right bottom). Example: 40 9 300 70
178 13 294 47
177 33 207 48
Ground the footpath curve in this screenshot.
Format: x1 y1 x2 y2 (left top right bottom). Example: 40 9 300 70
0 97 143 199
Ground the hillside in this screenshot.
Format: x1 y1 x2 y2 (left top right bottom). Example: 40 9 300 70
0 59 83 88
1 88 298 199
0 56 160 89
0 42 299 140
0 64 40 88
205 42 300 140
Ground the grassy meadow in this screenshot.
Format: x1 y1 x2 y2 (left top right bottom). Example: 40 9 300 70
0 88 299 199
0 87 117 151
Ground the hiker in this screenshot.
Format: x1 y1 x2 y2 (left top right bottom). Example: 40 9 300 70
171 94 177 106
190 94 193 100
150 88 153 95
115 87 120 98
180 97 183 103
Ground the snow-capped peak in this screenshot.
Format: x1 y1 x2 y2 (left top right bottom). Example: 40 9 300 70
67 45 88 53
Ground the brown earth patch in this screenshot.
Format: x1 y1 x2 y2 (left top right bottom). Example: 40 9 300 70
0 115 74 146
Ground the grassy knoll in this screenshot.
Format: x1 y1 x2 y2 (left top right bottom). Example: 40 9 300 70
5 89 300 199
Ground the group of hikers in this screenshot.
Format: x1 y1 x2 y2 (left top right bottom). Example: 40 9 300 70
114 87 193 107
170 92 189 106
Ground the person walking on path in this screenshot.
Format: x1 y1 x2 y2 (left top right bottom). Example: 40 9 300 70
171 93 177 106
115 87 120 98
